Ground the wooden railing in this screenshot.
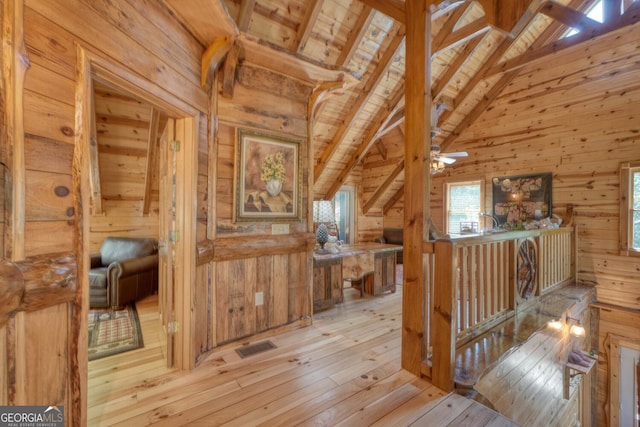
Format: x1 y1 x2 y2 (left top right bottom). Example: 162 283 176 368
423 226 576 390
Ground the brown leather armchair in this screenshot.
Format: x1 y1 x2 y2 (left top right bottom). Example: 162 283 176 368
89 237 159 309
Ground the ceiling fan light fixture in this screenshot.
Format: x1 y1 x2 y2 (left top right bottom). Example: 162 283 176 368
430 160 446 175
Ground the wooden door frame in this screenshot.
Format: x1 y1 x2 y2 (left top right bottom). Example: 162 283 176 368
74 44 200 415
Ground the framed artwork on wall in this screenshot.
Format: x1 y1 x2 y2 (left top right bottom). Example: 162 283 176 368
491 172 552 226
234 128 302 222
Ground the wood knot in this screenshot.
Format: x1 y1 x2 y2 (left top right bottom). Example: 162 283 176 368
54 186 70 197
61 126 75 137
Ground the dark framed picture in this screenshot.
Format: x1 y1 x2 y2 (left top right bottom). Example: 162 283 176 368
234 128 302 222
491 172 552 226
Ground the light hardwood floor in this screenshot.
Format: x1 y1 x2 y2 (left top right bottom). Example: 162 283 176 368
88 273 452 426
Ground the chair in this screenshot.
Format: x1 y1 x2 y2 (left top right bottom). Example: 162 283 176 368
89 237 159 309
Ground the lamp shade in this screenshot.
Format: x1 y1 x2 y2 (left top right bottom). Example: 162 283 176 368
313 200 335 223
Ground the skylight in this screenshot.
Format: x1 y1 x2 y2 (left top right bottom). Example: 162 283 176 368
564 0 604 37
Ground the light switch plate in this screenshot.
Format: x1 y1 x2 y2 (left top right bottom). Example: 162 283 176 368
255 292 264 306
272 223 289 234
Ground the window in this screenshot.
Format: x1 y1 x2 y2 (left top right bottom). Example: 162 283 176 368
621 162 640 256
446 180 483 234
334 186 355 244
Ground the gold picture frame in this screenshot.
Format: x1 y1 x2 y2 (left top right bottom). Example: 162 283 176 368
234 128 302 222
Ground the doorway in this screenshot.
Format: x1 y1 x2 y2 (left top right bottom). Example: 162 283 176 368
76 47 199 388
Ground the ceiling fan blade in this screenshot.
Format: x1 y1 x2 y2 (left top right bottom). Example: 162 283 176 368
435 156 456 165
440 151 468 157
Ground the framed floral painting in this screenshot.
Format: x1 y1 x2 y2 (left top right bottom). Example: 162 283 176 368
234 128 302 222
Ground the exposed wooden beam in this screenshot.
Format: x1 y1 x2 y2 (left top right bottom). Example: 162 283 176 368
143 108 160 215
221 41 241 98
604 0 622 21
539 1 601 32
374 139 388 160
440 0 594 152
239 33 361 85
296 0 323 53
436 18 491 54
487 2 640 77
437 34 510 126
164 0 239 45
314 28 405 182
336 6 375 66
383 186 404 214
432 34 485 99
432 2 472 50
237 0 256 32
377 108 405 138
201 36 234 88
323 85 405 199
358 0 405 23
363 159 404 213
477 0 537 34
440 71 520 152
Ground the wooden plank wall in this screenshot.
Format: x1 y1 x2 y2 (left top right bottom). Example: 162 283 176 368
596 307 640 426
191 61 314 355
383 22 640 424
1 0 206 421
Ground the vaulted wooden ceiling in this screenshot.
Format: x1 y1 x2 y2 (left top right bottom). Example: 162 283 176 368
163 0 639 215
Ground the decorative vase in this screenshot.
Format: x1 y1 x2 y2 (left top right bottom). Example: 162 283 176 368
315 223 329 254
265 179 282 197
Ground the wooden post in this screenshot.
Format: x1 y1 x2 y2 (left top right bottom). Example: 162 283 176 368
402 0 431 376
431 239 456 391
3 0 28 261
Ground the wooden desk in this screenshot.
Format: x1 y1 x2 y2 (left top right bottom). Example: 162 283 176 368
313 243 401 312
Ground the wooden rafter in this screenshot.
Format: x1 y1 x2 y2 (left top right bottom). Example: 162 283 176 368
314 28 406 182
432 1 472 50
374 140 388 160
436 18 491 54
201 36 234 88
221 41 241 98
237 0 256 32
441 0 596 151
383 186 404 214
296 0 323 53
487 1 640 77
477 0 537 34
437 34 510 126
336 5 375 66
363 159 405 214
432 34 485 99
377 108 405 139
358 0 405 23
323 84 405 199
539 1 601 32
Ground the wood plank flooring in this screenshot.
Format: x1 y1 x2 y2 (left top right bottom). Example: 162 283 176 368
88 268 512 426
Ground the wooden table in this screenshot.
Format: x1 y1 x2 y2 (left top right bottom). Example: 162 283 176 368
313 243 401 312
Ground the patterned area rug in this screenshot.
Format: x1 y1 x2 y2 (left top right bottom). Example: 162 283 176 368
88 303 144 361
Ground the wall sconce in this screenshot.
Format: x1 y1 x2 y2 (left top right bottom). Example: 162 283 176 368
567 316 585 337
313 200 335 254
547 318 563 331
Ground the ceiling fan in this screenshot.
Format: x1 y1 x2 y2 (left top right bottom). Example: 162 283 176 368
430 144 468 174
429 100 468 174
